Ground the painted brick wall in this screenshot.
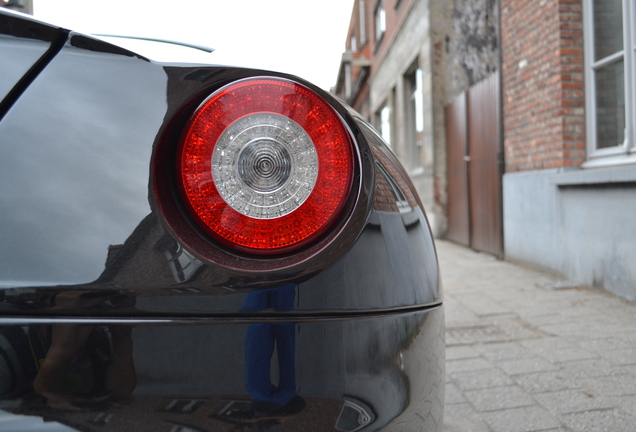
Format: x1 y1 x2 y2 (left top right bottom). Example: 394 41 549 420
501 0 585 172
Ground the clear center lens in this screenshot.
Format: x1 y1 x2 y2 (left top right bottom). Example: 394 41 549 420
212 113 318 219
238 139 292 192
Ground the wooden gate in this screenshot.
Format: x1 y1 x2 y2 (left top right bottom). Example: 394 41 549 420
445 72 503 257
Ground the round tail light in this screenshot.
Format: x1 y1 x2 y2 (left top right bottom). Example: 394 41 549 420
178 77 355 255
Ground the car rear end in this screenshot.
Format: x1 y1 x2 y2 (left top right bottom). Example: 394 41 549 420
0 9 444 432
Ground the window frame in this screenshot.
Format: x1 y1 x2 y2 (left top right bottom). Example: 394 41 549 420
376 100 393 148
374 0 386 46
344 62 352 100
583 0 636 166
359 0 367 46
404 62 425 173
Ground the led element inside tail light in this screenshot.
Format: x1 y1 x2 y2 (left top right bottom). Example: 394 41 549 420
213 112 318 219
178 77 354 255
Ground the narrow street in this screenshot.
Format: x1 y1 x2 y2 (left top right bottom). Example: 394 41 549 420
437 240 636 432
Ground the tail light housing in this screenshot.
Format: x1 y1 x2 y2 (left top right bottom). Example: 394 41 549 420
175 77 355 255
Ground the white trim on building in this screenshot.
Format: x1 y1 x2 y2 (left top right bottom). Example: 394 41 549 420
583 0 636 167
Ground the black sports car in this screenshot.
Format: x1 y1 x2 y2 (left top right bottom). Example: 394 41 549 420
0 8 444 432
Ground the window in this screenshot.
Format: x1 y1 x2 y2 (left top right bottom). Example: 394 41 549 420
584 0 635 165
404 64 425 172
350 35 357 52
345 62 352 99
375 1 386 44
164 242 202 283
359 0 367 45
376 101 392 147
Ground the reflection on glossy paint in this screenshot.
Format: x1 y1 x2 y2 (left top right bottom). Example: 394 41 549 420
0 307 443 431
0 44 167 286
0 324 135 408
0 206 439 316
214 284 305 426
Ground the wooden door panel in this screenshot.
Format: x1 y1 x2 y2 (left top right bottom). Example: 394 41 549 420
467 72 502 257
445 93 470 245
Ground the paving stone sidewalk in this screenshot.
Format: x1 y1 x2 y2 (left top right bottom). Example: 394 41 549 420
436 240 636 432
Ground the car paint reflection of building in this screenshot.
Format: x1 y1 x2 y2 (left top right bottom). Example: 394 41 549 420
1 313 442 431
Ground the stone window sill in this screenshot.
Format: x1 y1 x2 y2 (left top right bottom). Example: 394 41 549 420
550 164 636 186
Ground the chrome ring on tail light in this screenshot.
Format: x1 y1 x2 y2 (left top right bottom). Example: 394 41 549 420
178 77 355 255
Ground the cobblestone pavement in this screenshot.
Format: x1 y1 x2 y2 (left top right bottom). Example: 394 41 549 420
436 240 636 432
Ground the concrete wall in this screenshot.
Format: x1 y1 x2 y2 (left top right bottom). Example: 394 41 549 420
503 169 559 270
369 0 441 234
504 167 636 302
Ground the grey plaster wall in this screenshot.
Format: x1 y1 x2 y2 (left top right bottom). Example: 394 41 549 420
369 0 441 233
504 168 636 302
503 170 559 270
558 184 636 301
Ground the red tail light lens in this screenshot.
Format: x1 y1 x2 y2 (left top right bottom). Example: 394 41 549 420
178 77 354 255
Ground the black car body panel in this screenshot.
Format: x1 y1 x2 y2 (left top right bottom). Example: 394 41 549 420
0 309 444 431
0 9 444 431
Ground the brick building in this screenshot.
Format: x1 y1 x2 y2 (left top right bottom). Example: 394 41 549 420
336 0 635 301
501 0 636 301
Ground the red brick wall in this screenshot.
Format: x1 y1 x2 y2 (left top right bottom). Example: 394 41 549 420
501 0 585 172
